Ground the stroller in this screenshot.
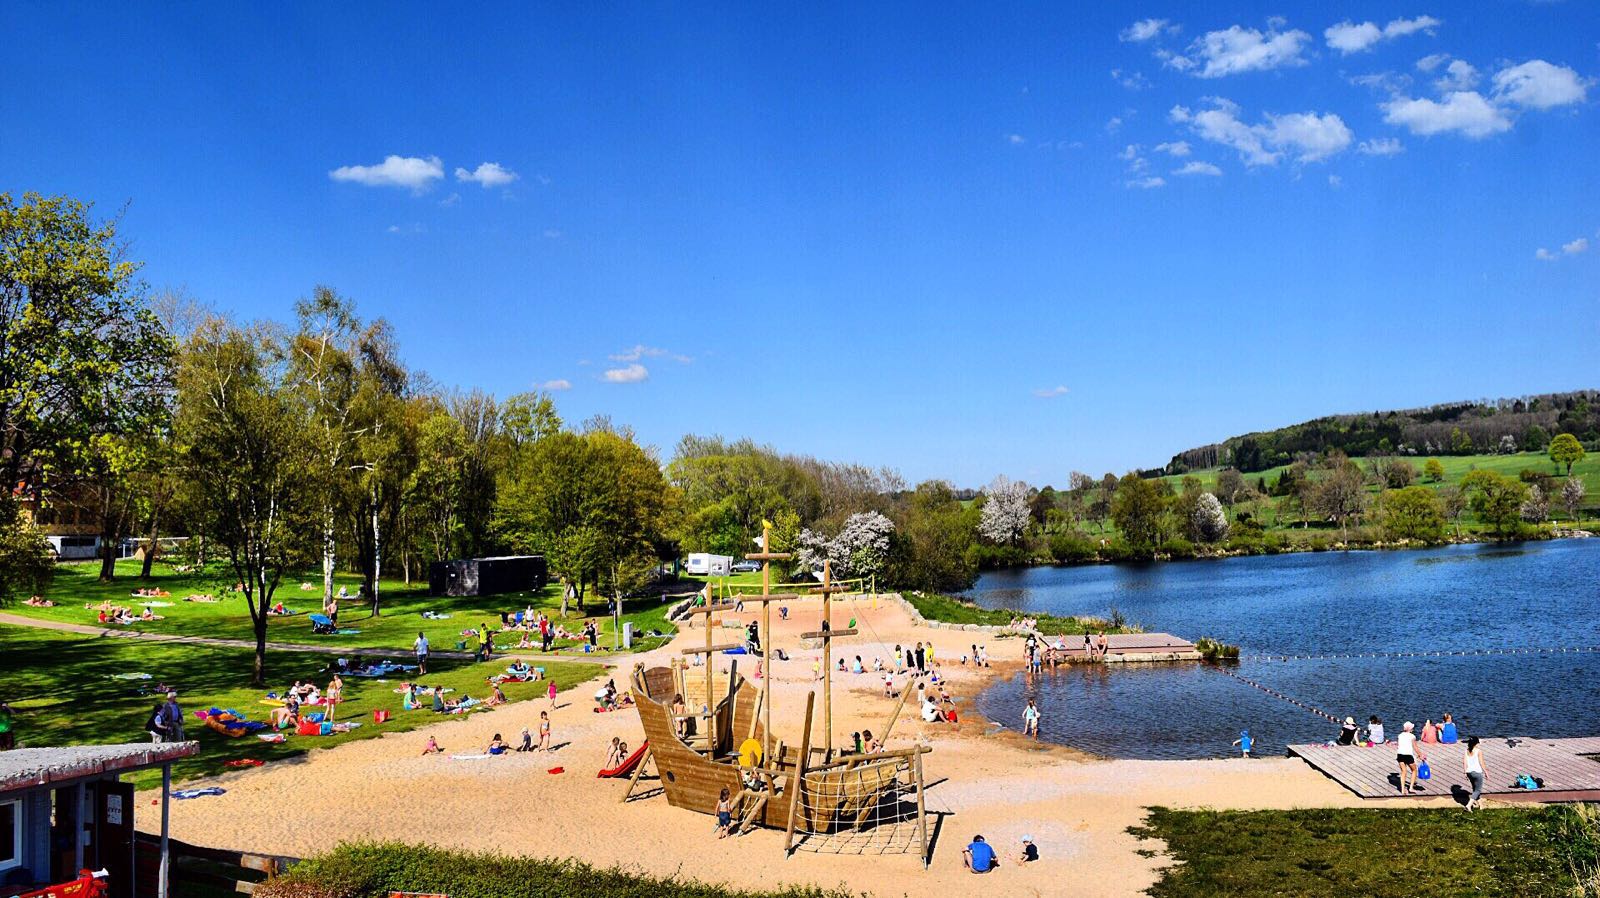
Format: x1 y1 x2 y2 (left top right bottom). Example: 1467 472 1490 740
309 613 336 635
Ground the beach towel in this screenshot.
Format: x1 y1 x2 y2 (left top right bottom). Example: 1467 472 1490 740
547 766 564 774
110 673 153 680
173 788 226 799
256 733 286 743
336 628 361 635
224 759 265 768
449 753 494 760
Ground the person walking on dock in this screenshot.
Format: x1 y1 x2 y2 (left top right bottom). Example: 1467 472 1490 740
1463 737 1486 811
1396 721 1423 795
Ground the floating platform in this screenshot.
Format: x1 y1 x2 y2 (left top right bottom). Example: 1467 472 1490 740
1288 736 1600 802
1042 633 1200 663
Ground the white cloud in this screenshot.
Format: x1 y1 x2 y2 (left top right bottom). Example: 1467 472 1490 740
1125 176 1166 189
1118 143 1142 160
1416 53 1451 73
1171 24 1312 78
1174 99 1352 165
1006 133 1026 145
1535 247 1558 261
1326 16 1441 54
1435 59 1479 92
1154 140 1191 156
329 155 444 192
539 379 572 391
1382 91 1512 138
1491 59 1589 110
1174 160 1223 176
1328 174 1343 187
1120 18 1172 42
1357 137 1405 156
1562 237 1590 255
454 162 519 188
602 363 649 384
438 192 461 207
1105 116 1124 133
1033 385 1071 398
609 345 692 364
1111 68 1152 90
542 228 563 239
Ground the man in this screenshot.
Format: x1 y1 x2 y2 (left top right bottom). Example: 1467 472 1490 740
414 631 430 675
1016 835 1039 864
161 691 185 741
963 834 996 873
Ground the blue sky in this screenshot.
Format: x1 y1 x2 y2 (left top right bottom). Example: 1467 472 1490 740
3 2 1596 486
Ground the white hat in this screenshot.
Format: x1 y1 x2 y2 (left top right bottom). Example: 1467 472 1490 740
1344 716 1354 725
1021 834 1033 842
1403 721 1414 731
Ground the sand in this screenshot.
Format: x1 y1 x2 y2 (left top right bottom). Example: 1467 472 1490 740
137 593 1454 897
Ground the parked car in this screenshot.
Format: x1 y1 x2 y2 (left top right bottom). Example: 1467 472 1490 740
730 560 761 573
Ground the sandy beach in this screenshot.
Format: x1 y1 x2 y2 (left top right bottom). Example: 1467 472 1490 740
137 593 1453 897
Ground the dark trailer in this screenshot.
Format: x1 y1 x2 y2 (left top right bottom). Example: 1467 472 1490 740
428 555 547 597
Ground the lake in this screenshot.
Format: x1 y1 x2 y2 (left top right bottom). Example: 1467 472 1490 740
970 539 1600 759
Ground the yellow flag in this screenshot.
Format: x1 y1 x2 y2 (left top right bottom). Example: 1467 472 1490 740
761 519 773 530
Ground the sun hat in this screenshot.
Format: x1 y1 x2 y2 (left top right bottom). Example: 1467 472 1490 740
1345 716 1355 725
1403 721 1414 731
1021 834 1033 842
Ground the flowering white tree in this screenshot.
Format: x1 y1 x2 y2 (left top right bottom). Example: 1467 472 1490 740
978 475 1031 545
1191 492 1230 543
1498 434 1517 454
1560 478 1585 522
796 511 894 579
1521 484 1548 524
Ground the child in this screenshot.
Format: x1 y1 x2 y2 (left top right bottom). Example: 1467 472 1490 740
421 735 442 755
1232 729 1253 758
487 733 507 755
516 727 533 752
715 787 734 838
538 711 551 751
1023 699 1040 738
547 680 558 709
606 737 626 768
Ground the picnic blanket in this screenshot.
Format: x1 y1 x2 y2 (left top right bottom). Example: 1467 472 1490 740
173 788 226 799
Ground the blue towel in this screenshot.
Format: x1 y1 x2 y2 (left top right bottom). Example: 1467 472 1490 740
173 788 226 799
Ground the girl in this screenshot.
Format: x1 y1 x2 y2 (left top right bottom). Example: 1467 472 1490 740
486 733 506 755
547 679 558 709
715 788 734 838
671 694 688 737
420 735 442 755
537 711 551 751
1023 699 1040 738
606 737 625 768
1463 737 1486 812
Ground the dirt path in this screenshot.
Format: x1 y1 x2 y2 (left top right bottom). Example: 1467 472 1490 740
0 611 608 667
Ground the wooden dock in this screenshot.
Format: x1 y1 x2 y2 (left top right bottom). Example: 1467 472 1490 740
1288 736 1600 802
1041 633 1199 663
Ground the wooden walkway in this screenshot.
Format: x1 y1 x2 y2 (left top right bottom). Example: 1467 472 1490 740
1289 736 1600 802
1041 632 1196 659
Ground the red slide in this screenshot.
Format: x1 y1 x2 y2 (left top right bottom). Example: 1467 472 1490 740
597 741 648 778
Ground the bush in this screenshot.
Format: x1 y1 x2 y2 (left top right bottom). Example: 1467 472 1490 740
259 842 853 898
1194 637 1240 661
1048 532 1100 563
1160 538 1196 559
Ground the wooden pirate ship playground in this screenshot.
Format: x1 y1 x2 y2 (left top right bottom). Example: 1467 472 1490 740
619 528 934 863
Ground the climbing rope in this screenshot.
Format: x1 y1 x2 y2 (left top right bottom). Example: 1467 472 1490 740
1239 645 1600 663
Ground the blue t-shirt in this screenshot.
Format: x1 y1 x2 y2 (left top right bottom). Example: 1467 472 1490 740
967 841 995 872
1440 722 1458 743
1239 734 1253 753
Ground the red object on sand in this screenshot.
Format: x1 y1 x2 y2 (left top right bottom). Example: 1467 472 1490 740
10 868 110 898
547 766 564 774
224 759 264 768
597 741 648 778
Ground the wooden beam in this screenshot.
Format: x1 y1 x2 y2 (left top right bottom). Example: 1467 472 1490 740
821 560 833 755
914 750 930 869
684 602 738 615
879 673 918 744
681 643 745 655
721 593 801 603
621 744 653 803
799 628 858 640
783 691 815 857
743 552 793 561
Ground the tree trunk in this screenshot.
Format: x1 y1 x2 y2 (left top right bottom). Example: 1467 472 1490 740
322 505 336 605
99 539 118 581
251 576 269 687
140 508 161 579
370 485 382 616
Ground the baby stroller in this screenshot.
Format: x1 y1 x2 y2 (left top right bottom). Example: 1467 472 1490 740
309 613 336 635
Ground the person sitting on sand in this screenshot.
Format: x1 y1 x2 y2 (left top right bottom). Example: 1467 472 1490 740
487 733 507 755
1017 835 1038 864
963 835 996 873
485 683 507 707
942 695 959 724
851 655 864 674
516 727 533 752
921 695 942 723
421 735 442 755
538 711 551 751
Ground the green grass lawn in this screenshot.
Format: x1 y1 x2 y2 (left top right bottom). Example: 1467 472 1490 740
0 623 603 789
9 559 678 655
1132 805 1600 898
903 591 1138 635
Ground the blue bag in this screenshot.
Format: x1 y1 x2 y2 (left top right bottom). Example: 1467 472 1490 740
1417 760 1431 780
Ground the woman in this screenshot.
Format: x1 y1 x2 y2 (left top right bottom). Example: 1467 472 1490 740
1367 715 1385 745
1338 716 1359 745
1395 721 1423 795
485 683 507 707
1463 737 1486 811
1419 719 1440 744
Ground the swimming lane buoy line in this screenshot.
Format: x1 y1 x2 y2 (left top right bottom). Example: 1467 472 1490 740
1236 645 1600 664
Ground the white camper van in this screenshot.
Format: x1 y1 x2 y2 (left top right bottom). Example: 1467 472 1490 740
685 553 734 576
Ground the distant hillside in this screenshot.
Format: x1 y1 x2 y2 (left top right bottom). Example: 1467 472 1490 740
1167 391 1600 475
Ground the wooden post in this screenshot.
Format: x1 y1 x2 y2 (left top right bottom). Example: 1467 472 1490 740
914 750 930 869
621 744 653 803
821 560 833 756
703 583 715 750
761 523 773 757
880 672 918 745
159 763 172 898
783 692 815 857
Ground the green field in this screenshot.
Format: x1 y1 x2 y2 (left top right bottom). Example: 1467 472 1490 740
0 624 602 788
8 559 678 655
1133 805 1599 898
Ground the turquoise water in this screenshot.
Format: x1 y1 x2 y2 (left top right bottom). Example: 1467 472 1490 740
971 539 1600 759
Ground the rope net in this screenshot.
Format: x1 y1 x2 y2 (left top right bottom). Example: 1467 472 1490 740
789 755 927 856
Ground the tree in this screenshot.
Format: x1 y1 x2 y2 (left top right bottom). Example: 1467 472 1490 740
1214 469 1246 507
1423 458 1445 483
1520 485 1549 524
0 501 53 604
1460 470 1528 535
977 475 1030 545
1560 478 1585 523
1523 425 1550 452
884 481 977 593
797 511 894 580
1549 433 1585 477
1449 427 1473 454
1497 434 1517 455
1379 458 1416 489
1376 487 1445 542
176 317 317 685
1111 474 1165 550
1190 492 1229 543
1438 485 1467 537
1309 460 1367 540
1 193 173 554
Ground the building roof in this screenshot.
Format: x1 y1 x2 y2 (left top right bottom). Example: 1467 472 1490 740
0 742 199 793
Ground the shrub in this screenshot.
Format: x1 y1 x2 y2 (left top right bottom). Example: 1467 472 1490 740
1160 538 1196 559
1048 532 1100 563
1194 637 1240 662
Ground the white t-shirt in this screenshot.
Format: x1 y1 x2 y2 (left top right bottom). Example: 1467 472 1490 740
415 635 429 654
1465 748 1483 774
1396 732 1416 757
1369 723 1385 744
